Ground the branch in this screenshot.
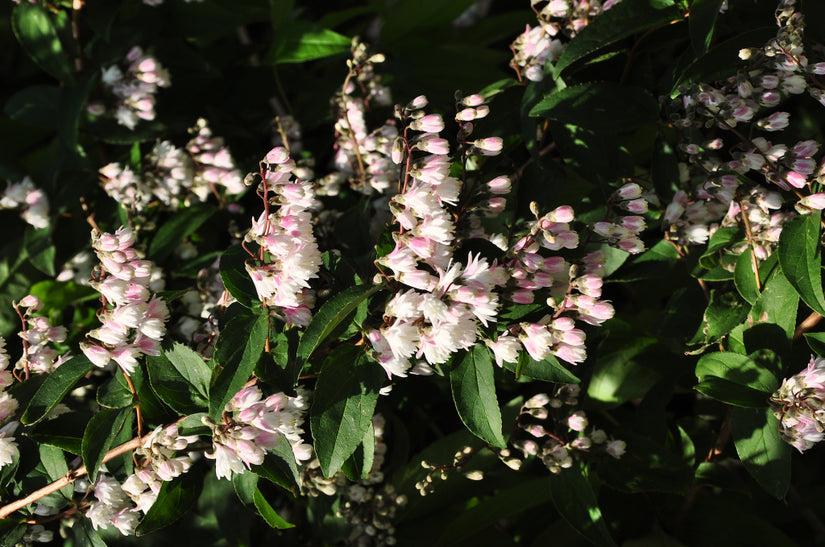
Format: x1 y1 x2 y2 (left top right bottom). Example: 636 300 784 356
0 437 143 519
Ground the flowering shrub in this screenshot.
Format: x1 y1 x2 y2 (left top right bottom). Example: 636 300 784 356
4 0 825 544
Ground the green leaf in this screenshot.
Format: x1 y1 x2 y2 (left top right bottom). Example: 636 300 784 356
734 249 761 305
22 355 94 425
530 83 658 133
209 312 268 419
39 444 72 499
4 85 60 128
450 345 506 448
695 351 779 394
177 412 211 437
146 353 209 415
553 0 680 78
23 227 55 276
233 470 258 505
97 370 134 409
689 0 724 56
136 469 204 535
11 2 75 83
699 226 741 270
252 444 300 492
267 21 350 64
702 289 751 342
297 283 383 365
310 347 384 477
748 267 798 342
341 422 375 482
71 516 107 547
220 244 260 310
149 204 216 261
805 332 825 357
164 343 211 400
694 376 771 407
731 406 791 499
547 465 617 547
778 211 825 316
81 407 130 484
503 351 580 384
610 239 680 282
253 487 295 529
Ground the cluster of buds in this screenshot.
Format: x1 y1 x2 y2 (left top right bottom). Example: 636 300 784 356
121 424 199 512
370 96 509 377
99 119 244 212
771 355 825 452
510 0 621 82
0 338 18 472
591 183 649 254
98 46 170 129
204 384 311 480
416 446 484 496
13 295 68 377
505 388 625 474
0 177 49 229
81 226 169 374
86 474 141 535
243 147 322 326
321 40 398 196
720 186 792 263
174 257 233 356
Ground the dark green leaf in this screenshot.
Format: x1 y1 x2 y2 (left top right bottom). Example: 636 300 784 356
695 351 779 394
11 2 75 83
233 470 258 505
149 204 216 261
23 227 55 276
297 283 383 365
748 268 798 342
547 465 617 547
267 21 350 64
805 333 825 357
734 249 761 305
341 422 374 482
96 370 134 409
689 0 724 56
4 85 60 128
610 239 680 282
530 83 658 133
554 0 680 78
694 376 771 407
209 312 268 419
253 487 295 529
699 226 741 270
731 406 791 499
81 407 130 484
39 443 72 499
22 355 94 425
450 345 506 448
136 469 204 535
252 444 300 493
311 347 384 477
71 516 107 547
778 211 825 316
220 244 260 310
177 412 211 437
503 351 580 384
702 290 751 342
146 353 209 415
164 343 211 399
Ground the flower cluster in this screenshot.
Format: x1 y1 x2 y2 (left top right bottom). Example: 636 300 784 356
81 226 169 374
243 147 322 326
0 338 19 472
503 387 625 473
0 177 48 229
319 40 398 196
99 119 243 212
99 46 170 129
591 182 649 254
771 355 825 452
86 474 141 536
14 295 68 376
510 0 621 82
205 384 311 480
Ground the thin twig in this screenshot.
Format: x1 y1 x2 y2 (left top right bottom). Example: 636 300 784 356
0 437 143 519
793 311 824 341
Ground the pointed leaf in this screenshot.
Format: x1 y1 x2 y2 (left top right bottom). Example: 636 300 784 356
71 516 107 547
220 244 260 310
12 3 75 83
149 204 215 261
547 464 617 547
553 0 680 78
297 283 383 364
694 376 770 407
695 351 779 394
22 355 94 425
503 352 580 384
310 347 384 477
136 469 203 535
252 444 300 493
530 83 658 133
253 487 295 529
450 345 506 448
689 0 724 56
267 22 350 64
778 211 825 316
734 249 761 305
164 342 211 399
731 406 791 499
209 312 268 419
81 407 130 484
146 354 209 415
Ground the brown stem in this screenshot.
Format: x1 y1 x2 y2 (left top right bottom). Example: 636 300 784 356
71 0 84 72
0 437 143 519
121 371 143 438
793 311 824 341
735 197 762 292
